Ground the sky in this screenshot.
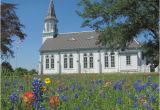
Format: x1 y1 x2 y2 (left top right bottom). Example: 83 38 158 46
2 0 92 70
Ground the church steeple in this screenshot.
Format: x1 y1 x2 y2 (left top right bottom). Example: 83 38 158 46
47 0 56 17
42 0 58 43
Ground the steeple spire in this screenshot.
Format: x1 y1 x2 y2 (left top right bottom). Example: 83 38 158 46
47 0 56 18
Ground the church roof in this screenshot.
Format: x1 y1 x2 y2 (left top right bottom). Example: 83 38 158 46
40 31 140 52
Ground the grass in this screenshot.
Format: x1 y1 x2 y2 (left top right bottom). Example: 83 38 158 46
1 73 159 110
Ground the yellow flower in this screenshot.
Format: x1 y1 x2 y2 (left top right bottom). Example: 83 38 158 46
45 78 51 85
42 86 47 92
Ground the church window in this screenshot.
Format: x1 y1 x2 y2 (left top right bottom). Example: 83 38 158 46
84 53 87 68
69 54 73 68
89 53 93 68
45 55 49 69
104 53 109 67
110 52 115 67
64 54 68 68
51 55 54 69
126 56 131 65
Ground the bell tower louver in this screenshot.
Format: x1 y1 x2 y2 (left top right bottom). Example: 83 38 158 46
42 0 58 43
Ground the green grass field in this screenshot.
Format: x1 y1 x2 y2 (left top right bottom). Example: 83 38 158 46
1 73 159 110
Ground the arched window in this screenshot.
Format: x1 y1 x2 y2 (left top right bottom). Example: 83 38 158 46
45 55 49 69
69 54 73 68
51 55 54 69
104 53 109 67
89 53 93 68
110 52 115 67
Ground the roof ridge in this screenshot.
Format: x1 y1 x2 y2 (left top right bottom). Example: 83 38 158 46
59 30 95 35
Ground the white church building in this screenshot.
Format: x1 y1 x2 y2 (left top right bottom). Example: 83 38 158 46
39 0 148 74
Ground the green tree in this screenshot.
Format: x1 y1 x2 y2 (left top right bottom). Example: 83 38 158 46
77 0 159 65
1 61 14 72
1 3 26 59
15 67 28 75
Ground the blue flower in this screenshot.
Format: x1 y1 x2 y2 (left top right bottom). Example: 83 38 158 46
134 101 138 107
76 105 80 110
10 92 18 103
149 95 156 103
60 94 67 102
74 93 79 98
151 83 158 91
116 97 122 104
32 77 43 108
143 102 153 110
71 85 76 91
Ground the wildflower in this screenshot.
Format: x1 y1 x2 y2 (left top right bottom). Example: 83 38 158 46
44 78 51 85
32 77 43 108
23 91 34 105
76 105 80 110
49 96 60 108
60 94 67 102
10 92 18 104
113 81 123 91
151 83 158 91
149 95 156 103
42 86 47 92
139 95 145 104
116 97 122 104
74 93 79 98
143 101 153 110
104 80 111 87
134 101 138 108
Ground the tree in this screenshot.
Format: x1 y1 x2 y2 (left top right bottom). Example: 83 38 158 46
77 0 159 65
1 3 26 59
1 61 14 72
15 67 28 75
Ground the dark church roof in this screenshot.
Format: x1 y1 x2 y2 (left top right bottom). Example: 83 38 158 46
40 31 140 52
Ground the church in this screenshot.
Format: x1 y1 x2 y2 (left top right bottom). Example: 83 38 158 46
39 0 147 74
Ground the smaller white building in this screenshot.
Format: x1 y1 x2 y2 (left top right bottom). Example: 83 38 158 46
39 0 147 74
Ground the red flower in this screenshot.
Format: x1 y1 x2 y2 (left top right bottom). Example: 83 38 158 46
49 96 60 108
23 91 34 105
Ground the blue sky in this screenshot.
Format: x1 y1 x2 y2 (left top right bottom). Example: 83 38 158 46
3 0 92 70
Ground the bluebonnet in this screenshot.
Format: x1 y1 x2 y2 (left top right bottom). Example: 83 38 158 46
10 92 18 103
76 105 80 110
133 95 138 108
113 80 124 91
134 100 138 107
32 77 43 109
149 95 156 103
74 93 79 98
60 94 67 102
71 85 76 91
116 97 122 104
151 83 158 91
132 80 142 92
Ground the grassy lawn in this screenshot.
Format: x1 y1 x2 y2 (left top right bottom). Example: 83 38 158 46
1 73 159 110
